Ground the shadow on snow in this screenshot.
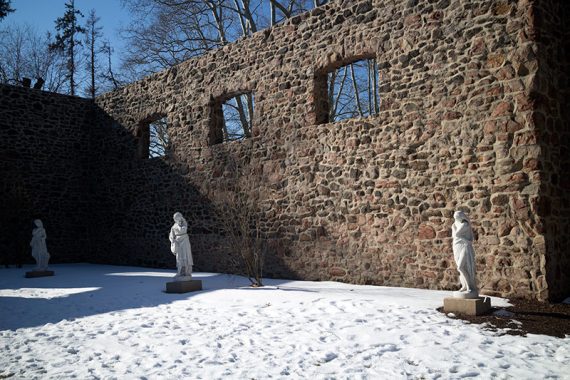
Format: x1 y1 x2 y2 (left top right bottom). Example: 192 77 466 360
0 263 310 330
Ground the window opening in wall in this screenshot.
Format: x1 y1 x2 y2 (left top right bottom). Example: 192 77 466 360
316 58 380 124
149 117 169 158
137 115 169 159
210 92 254 145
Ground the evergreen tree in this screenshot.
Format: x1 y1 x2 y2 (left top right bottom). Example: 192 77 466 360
50 0 85 96
0 0 14 21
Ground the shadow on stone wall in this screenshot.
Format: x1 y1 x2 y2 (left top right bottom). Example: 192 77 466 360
85 106 300 280
0 87 305 280
0 172 32 268
536 0 570 302
0 84 94 267
185 137 306 281
88 106 212 269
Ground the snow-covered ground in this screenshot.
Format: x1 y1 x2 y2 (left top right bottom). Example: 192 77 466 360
0 264 568 379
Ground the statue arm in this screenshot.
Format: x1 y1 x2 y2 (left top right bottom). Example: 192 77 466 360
30 229 40 246
454 222 472 240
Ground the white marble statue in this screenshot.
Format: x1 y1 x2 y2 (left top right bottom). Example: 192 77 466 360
169 212 193 280
451 211 478 298
30 219 50 271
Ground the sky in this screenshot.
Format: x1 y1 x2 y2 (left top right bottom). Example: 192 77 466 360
6 0 131 70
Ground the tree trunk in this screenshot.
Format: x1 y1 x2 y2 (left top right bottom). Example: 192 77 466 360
373 60 379 114
331 67 348 121
90 29 95 98
234 95 252 138
350 63 363 117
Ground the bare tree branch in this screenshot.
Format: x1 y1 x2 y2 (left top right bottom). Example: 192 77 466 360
0 24 67 91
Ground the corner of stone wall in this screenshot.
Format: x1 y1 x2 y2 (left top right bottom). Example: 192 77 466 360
513 0 570 302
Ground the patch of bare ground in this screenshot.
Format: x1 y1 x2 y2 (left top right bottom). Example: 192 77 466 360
437 298 570 338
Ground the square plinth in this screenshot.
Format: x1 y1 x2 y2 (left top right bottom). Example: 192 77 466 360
444 297 491 316
165 280 203 293
25 270 55 278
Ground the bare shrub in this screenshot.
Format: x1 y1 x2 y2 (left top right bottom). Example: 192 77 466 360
211 144 267 287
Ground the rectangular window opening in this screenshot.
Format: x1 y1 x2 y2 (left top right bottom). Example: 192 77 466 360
209 92 254 145
316 58 380 124
137 115 169 159
149 116 169 158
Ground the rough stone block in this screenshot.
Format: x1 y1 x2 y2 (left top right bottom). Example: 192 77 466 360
165 280 203 293
25 270 55 278
443 297 492 316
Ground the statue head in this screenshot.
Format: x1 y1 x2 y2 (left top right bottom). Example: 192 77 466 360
453 210 470 224
173 212 185 224
33 219 43 228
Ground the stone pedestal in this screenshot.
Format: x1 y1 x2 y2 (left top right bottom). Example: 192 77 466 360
165 279 203 293
452 290 478 299
444 296 491 316
25 270 55 278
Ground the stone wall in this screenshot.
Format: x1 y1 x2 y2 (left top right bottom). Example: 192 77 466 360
93 0 568 301
87 107 214 268
532 0 570 301
0 84 95 265
2 0 568 301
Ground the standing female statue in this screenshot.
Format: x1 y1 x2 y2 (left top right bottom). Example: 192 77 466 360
30 219 50 271
451 211 478 298
169 212 193 280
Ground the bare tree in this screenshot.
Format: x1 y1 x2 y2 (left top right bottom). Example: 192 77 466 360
328 59 380 122
121 0 223 78
1 4 116 96
28 31 67 92
211 146 267 286
99 40 123 91
0 22 24 84
120 0 318 78
120 0 325 135
84 9 103 98
328 66 348 121
149 117 170 157
220 93 254 141
268 0 316 25
0 24 66 92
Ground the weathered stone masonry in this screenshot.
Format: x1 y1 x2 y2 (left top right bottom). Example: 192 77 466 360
0 87 95 263
1 0 568 301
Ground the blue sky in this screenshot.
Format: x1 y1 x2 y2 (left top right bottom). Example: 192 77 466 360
7 0 131 69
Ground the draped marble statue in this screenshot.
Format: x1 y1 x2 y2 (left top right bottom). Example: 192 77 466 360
451 211 478 299
30 219 50 271
169 212 193 280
